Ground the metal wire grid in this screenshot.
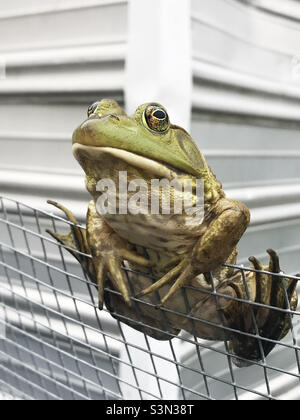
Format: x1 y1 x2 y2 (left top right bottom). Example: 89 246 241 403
0 196 299 400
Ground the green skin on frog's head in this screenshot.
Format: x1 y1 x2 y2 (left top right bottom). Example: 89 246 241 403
72 99 223 204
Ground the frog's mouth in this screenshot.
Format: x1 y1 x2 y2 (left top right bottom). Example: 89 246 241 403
73 143 181 181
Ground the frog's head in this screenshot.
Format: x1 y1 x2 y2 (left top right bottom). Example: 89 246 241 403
72 99 209 181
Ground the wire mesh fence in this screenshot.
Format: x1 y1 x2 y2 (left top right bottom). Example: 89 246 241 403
0 195 299 400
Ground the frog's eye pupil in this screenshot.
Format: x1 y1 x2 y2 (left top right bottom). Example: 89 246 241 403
153 110 166 119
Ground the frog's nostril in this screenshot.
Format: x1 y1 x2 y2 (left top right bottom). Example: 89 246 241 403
109 114 120 121
87 101 101 117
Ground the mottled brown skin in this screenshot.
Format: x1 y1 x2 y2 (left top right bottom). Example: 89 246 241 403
47 99 298 366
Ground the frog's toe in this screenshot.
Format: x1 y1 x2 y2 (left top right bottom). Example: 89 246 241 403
136 259 195 308
107 258 132 307
156 264 196 308
136 260 186 299
46 228 78 258
46 200 96 281
47 200 89 253
229 249 298 364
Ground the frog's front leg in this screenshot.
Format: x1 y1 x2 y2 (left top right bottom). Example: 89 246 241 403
47 200 151 309
86 201 151 309
137 198 250 307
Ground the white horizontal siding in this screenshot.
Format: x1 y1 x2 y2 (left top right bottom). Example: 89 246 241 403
0 1 127 52
0 0 126 17
0 0 127 210
241 0 300 22
192 0 300 58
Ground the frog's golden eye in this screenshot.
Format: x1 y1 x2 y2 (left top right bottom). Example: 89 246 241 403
144 105 170 133
87 102 100 117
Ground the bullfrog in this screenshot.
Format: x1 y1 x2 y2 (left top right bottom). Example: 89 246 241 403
47 99 298 366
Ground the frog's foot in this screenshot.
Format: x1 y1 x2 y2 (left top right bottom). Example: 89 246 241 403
46 200 96 280
228 249 298 365
136 257 196 308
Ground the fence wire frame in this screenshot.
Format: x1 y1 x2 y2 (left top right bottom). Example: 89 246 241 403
0 196 299 400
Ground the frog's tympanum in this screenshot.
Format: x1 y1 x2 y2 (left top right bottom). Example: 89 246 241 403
48 99 298 367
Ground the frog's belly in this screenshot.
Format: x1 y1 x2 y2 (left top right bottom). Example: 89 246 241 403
104 213 201 254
